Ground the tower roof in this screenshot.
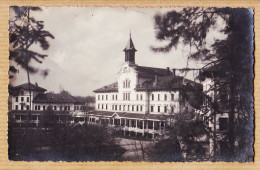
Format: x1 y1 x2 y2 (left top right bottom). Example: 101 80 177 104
123 34 137 51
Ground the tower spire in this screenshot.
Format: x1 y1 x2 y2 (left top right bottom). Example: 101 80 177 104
123 32 137 64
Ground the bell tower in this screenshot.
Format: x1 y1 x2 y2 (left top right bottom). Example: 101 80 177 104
123 32 137 64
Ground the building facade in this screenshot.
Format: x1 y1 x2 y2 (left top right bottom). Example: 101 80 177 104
9 83 94 128
199 78 229 132
91 34 203 137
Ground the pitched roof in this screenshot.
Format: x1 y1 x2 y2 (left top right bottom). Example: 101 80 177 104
135 75 202 92
146 114 171 120
72 96 95 104
123 36 137 51
9 110 70 115
12 83 46 92
33 91 81 104
86 111 171 121
135 66 172 77
120 113 145 119
93 82 118 93
87 110 115 117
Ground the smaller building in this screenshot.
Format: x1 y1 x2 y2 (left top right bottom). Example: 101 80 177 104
9 83 95 128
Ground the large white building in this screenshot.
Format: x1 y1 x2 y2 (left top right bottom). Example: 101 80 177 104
90 34 203 137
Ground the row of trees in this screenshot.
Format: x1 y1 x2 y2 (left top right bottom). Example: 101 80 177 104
8 107 125 161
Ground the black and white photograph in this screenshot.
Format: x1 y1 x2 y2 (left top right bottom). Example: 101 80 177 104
8 7 254 162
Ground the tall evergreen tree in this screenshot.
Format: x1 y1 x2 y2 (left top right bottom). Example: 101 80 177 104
9 6 54 133
151 8 254 161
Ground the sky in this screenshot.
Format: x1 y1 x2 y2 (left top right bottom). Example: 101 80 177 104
9 7 225 96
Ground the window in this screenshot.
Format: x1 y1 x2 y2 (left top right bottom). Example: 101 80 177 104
123 82 125 88
38 105 40 110
21 115 27 121
102 104 103 109
106 95 108 100
158 106 160 112
123 105 125 111
154 121 159 130
151 106 154 112
115 95 117 100
164 94 167 101
132 105 134 111
140 94 143 100
219 118 229 131
171 94 174 101
21 97 24 102
15 97 18 102
112 95 114 100
31 115 37 120
60 106 62 110
64 106 67 111
164 106 167 113
148 121 153 129
35 105 37 110
26 105 29 110
172 106 175 113
112 105 114 110
152 94 154 100
136 105 139 111
74 106 76 110
106 104 108 110
102 95 104 100
15 115 20 120
123 93 125 100
54 106 57 110
115 105 117 110
128 81 130 88
128 105 130 111
131 120 136 127
27 97 29 102
140 105 143 111
68 106 70 110
136 94 139 100
98 104 100 109
158 94 160 101
138 120 143 129
98 95 100 100
15 105 18 110
43 105 46 110
21 105 23 110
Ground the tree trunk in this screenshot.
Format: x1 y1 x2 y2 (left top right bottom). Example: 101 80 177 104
24 7 32 136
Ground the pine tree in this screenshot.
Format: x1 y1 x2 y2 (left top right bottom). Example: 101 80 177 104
151 8 254 161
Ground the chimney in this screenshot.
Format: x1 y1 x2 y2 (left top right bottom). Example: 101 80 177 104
153 75 158 86
166 67 170 76
172 69 176 76
35 82 38 87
